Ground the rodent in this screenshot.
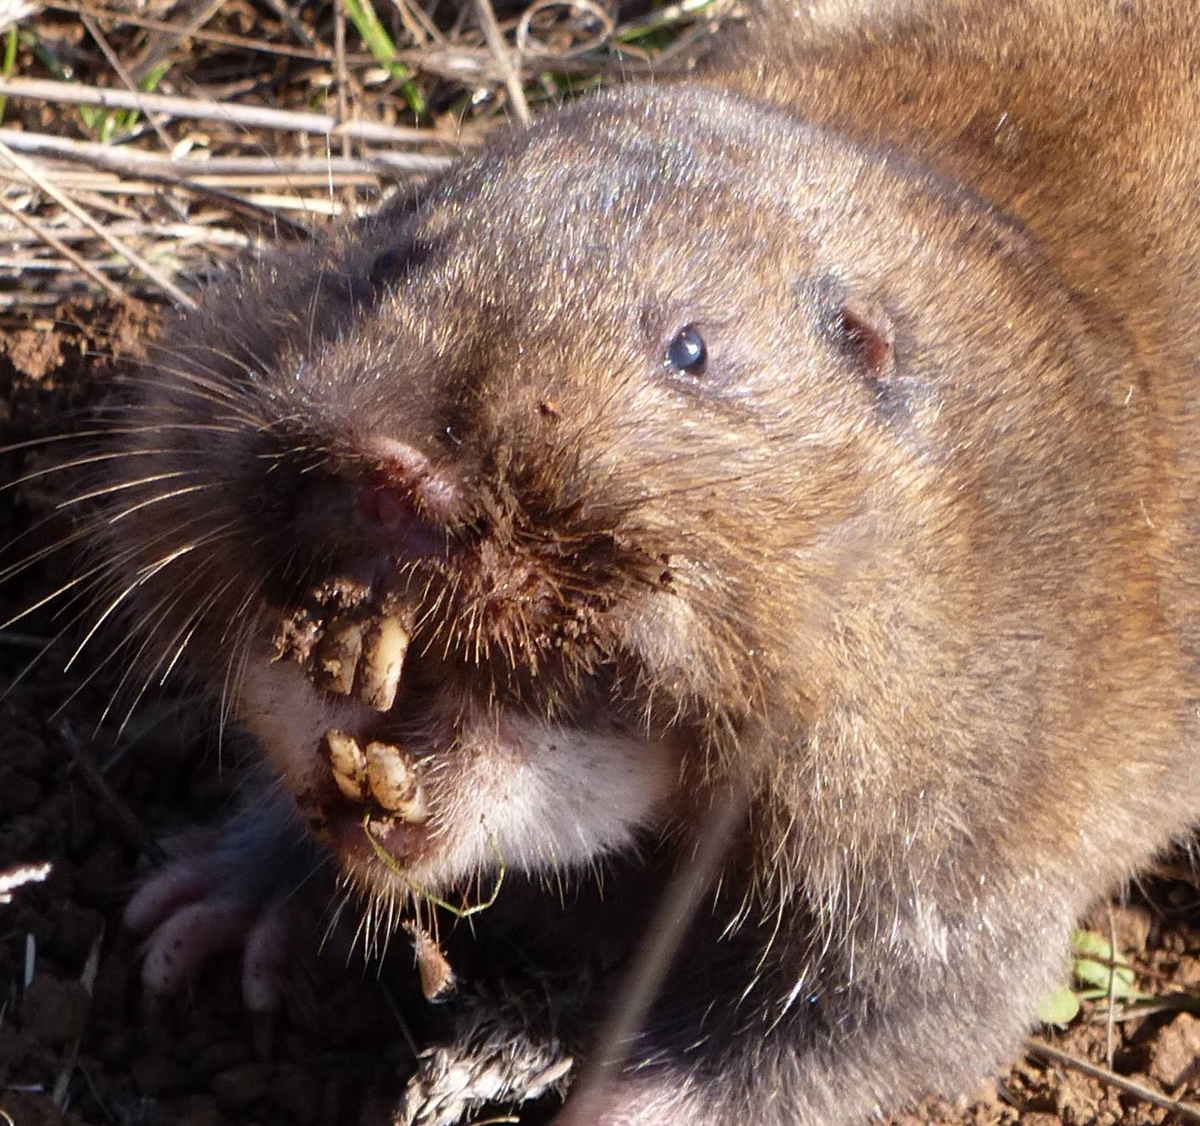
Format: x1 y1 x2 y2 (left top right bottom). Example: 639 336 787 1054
84 1 1200 1123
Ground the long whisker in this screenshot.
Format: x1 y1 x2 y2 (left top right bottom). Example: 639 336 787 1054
217 594 264 766
104 481 223 524
46 541 246 722
138 349 256 405
0 428 140 457
111 571 240 736
58 469 205 510
0 563 105 632
63 528 239 672
2 450 196 497
114 375 266 429
0 519 99 586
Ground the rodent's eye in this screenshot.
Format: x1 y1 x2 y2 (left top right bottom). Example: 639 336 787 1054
664 325 707 377
370 249 401 285
369 240 433 287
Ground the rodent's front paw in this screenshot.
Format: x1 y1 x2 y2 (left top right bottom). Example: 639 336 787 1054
124 848 294 1012
123 791 321 1012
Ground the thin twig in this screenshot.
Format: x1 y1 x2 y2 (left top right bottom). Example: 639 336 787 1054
559 786 748 1125
334 0 353 163
388 0 443 46
0 139 194 306
81 13 173 149
64 0 336 60
129 0 225 85
3 218 253 247
259 0 320 48
1 163 316 235
0 127 453 177
1106 904 1118 1067
473 0 531 127
51 925 104 1107
0 77 450 146
1025 1037 1200 1123
58 721 168 866
0 135 319 235
0 193 131 303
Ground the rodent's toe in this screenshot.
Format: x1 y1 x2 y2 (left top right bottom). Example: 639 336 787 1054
241 903 292 1012
123 856 217 935
139 896 252 996
126 857 294 1011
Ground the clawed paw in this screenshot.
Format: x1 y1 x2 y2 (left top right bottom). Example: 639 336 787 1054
123 815 309 1014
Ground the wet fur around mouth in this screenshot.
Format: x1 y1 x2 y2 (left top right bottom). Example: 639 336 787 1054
32 2 1200 1125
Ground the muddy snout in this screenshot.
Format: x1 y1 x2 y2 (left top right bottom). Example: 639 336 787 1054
265 438 465 834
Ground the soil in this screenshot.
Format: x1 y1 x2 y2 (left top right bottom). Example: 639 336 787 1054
3 4 1200 1126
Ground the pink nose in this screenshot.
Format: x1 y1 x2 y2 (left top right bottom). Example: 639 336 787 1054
357 437 459 559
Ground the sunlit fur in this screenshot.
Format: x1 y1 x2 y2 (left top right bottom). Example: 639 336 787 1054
13 1 1200 1124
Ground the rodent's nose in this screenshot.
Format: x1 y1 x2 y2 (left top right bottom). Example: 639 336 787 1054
357 437 459 560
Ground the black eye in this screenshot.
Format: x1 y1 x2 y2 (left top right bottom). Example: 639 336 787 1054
369 240 433 287
370 248 400 285
665 325 707 377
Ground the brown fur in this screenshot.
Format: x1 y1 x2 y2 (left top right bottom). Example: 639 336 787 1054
83 2 1200 1123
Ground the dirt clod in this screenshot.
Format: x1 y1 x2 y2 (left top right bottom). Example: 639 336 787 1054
1149 1012 1200 1088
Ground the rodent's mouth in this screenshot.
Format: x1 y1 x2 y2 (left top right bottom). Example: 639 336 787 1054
237 539 684 900
307 696 525 894
237 624 681 900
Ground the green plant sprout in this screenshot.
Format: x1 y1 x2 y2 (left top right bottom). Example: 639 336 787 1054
1037 928 1152 1026
0 27 18 124
363 811 506 919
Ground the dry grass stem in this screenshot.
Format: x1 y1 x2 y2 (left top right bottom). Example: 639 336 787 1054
473 0 530 126
0 191 130 302
0 138 194 304
50 926 104 1107
0 76 446 145
1025 1038 1200 1123
80 13 173 149
0 126 451 175
65 1 339 60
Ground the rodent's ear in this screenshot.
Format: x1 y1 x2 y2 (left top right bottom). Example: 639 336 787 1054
807 275 898 392
833 297 896 387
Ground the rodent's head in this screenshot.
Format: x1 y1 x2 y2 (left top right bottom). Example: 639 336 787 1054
94 85 1094 899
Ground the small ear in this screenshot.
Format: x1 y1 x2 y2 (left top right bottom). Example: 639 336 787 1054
835 298 896 385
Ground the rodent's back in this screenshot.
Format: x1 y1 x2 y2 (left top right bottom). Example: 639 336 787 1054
712 1 1200 308
710 0 1200 748
684 0 1200 1019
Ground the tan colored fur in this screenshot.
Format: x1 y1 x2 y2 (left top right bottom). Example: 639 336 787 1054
93 3 1200 1123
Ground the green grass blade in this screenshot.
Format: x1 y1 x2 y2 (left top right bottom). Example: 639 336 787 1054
342 0 426 115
